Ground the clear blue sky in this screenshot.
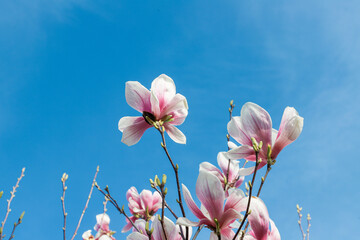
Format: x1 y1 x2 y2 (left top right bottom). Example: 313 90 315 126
0 0 359 239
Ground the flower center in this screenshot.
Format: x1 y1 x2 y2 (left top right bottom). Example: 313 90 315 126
142 111 156 125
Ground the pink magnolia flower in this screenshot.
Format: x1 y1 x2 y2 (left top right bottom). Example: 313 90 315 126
227 102 303 168
241 197 280 240
118 74 188 146
83 213 116 240
200 152 254 196
127 217 191 240
122 187 162 232
177 170 247 240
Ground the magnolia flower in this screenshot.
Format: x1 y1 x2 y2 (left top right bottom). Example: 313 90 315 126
199 152 254 196
241 197 280 240
122 187 162 232
177 170 247 240
227 102 303 168
118 74 188 146
127 216 191 240
83 213 115 240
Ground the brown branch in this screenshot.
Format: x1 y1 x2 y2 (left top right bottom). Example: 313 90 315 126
157 126 189 240
8 212 24 240
95 183 140 233
0 168 25 240
151 185 178 219
70 166 99 240
233 152 260 240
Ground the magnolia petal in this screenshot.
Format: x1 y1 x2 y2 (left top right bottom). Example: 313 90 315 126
162 93 188 116
224 188 245 212
82 230 92 240
219 209 241 229
176 217 200 227
269 219 281 240
196 171 225 221
96 213 110 231
152 191 162 212
164 124 186 144
121 118 151 146
227 116 252 146
240 102 272 150
139 190 154 210
125 81 151 113
182 184 206 220
119 117 144 132
126 232 148 240
272 107 303 159
220 227 236 240
217 152 239 181
170 108 188 126
150 90 161 118
227 145 254 160
238 166 255 176
199 162 222 179
121 221 133 233
98 236 113 240
228 141 238 150
247 197 270 240
150 74 176 110
210 232 218 240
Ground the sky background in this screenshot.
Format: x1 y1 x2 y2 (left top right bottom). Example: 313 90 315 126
0 0 359 239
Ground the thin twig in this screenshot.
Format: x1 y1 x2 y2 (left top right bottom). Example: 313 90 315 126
61 173 68 240
226 100 235 182
306 213 311 240
95 183 140 232
296 204 306 240
152 186 178 219
233 152 260 240
0 168 25 240
157 126 189 240
160 184 168 240
256 164 271 197
7 212 24 240
192 225 204 240
70 166 99 240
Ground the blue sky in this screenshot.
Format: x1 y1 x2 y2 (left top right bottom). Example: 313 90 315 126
0 0 359 239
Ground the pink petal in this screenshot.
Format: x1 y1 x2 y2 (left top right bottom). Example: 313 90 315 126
182 184 206 220
199 162 223 180
150 74 176 111
162 93 188 116
164 124 186 144
226 145 254 160
217 152 239 182
220 227 236 240
240 102 272 151
176 217 200 227
127 232 148 240
196 171 225 221
82 230 93 240
121 118 151 146
247 197 270 240
119 117 144 132
95 213 110 232
150 91 161 119
125 81 151 113
228 116 253 146
140 190 154 211
227 141 238 150
169 108 188 126
238 166 255 176
269 219 281 240
219 209 241 229
272 107 303 159
152 191 162 212
121 221 133 233
126 187 140 202
224 188 245 212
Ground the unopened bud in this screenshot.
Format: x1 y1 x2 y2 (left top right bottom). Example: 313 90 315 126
258 141 263 150
155 175 161 186
0 191 3 199
164 188 168 195
162 174 167 185
230 100 234 106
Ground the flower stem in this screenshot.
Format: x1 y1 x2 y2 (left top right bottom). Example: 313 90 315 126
232 152 260 240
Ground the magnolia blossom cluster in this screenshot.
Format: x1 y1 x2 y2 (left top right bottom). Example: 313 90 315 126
82 74 303 240
82 214 116 240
